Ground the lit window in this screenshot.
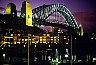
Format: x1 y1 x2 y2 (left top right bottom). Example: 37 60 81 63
66 42 68 44
18 34 20 36
51 39 53 41
10 34 13 36
40 38 42 42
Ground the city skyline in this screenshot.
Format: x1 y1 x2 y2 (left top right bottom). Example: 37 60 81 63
0 0 96 33
0 1 96 64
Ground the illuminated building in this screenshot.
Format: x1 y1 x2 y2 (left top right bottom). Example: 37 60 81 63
1 2 96 63
21 1 32 26
79 24 83 36
58 28 63 33
6 3 17 17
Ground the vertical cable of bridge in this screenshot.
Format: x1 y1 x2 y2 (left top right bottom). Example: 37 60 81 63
59 11 60 24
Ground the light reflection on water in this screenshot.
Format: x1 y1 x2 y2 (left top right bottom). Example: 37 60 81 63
2 55 62 62
1 51 76 65
3 64 11 65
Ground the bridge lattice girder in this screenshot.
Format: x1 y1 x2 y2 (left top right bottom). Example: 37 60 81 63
32 4 79 29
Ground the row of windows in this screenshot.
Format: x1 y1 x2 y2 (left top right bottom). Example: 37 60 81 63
1 34 71 44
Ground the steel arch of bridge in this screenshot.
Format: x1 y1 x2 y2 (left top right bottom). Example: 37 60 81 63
32 4 79 29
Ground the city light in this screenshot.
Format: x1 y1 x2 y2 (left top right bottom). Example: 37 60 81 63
0 1 95 64
49 45 50 47
35 45 36 47
3 54 5 58
2 48 4 50
66 42 68 44
93 58 96 62
23 45 25 47
65 54 68 58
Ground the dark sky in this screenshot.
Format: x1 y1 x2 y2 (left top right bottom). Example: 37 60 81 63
0 0 96 33
0 0 96 12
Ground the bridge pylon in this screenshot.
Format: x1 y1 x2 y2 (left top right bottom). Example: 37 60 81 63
79 24 83 36
21 1 33 27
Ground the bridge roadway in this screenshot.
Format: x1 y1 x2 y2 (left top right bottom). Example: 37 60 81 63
33 18 78 31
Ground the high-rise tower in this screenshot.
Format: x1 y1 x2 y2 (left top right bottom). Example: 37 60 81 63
6 3 17 17
21 1 32 26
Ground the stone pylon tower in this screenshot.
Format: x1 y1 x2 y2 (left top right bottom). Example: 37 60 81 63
79 24 83 36
6 3 17 17
21 1 32 26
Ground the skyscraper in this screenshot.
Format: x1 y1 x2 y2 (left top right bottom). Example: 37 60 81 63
6 3 17 17
21 1 32 26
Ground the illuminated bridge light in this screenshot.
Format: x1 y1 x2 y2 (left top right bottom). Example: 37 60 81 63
34 3 79 29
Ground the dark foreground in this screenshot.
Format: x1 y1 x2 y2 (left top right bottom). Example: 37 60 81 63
1 62 96 65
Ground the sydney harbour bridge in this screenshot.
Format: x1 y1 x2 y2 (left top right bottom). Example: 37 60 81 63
32 4 79 29
20 1 81 33
0 1 88 65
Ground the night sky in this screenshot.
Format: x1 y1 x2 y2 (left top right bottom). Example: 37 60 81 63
0 0 96 33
